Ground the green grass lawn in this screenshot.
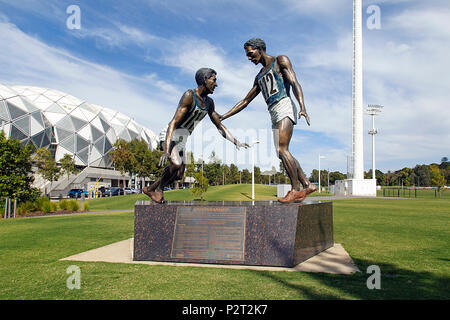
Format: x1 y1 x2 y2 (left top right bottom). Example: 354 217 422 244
0 186 449 300
86 184 332 211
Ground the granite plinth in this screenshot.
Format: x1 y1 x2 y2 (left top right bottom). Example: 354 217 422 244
133 200 333 267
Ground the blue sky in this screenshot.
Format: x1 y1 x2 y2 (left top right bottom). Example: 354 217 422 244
0 0 448 175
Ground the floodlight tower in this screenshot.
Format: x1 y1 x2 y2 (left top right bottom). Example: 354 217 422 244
352 0 364 181
366 105 383 181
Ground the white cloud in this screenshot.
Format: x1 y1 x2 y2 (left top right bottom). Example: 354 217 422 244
0 20 179 134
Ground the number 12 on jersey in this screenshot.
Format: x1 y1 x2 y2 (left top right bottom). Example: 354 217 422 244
259 70 279 100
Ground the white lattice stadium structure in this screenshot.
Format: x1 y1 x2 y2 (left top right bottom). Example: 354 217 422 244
0 83 160 196
0 84 158 166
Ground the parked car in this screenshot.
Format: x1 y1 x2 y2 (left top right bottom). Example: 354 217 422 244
97 186 110 197
125 187 140 194
68 189 88 198
109 187 125 196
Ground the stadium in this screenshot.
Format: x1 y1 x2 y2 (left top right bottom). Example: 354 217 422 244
0 83 159 197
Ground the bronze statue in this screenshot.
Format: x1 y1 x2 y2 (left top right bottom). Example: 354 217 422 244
143 68 249 203
220 38 317 202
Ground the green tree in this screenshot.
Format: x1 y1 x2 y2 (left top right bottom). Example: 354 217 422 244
203 152 222 185
229 164 240 184
413 165 431 186
310 169 319 184
34 147 61 197
59 153 79 181
241 169 251 184
430 164 445 188
110 139 133 188
375 169 387 186
190 171 209 200
184 151 196 181
329 171 346 185
438 159 449 185
0 132 40 203
128 139 162 188
254 166 262 184
222 164 231 185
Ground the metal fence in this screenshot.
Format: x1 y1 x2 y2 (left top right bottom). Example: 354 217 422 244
381 188 447 199
3 198 17 219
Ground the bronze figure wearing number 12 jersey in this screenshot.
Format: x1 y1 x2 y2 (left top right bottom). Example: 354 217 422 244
220 38 317 202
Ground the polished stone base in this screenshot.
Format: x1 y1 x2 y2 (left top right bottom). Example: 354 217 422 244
133 200 333 268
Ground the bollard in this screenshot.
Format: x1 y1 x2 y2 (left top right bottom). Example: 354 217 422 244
14 199 17 218
8 198 11 218
4 198 7 219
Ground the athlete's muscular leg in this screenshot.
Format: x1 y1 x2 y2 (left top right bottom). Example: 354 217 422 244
274 117 301 191
148 142 184 192
293 157 310 189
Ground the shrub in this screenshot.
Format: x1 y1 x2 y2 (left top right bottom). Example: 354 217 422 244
50 201 58 212
59 199 69 211
69 200 80 212
41 200 52 213
17 201 36 216
35 197 50 212
82 201 89 212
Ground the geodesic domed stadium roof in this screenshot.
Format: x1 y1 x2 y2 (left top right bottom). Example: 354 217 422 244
0 84 158 168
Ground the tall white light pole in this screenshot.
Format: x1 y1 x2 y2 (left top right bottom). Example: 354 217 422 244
352 0 364 180
319 154 326 193
251 140 260 200
367 105 383 181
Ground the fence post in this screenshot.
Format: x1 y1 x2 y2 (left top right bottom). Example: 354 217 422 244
14 199 17 218
415 188 417 198
4 198 7 219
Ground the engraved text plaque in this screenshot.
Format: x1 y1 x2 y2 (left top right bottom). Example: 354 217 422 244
171 206 246 261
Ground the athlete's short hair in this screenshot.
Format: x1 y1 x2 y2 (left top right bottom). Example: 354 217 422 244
195 68 217 86
244 38 266 52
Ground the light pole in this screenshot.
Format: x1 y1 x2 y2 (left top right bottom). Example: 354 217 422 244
318 154 326 193
367 105 383 181
251 140 260 200
327 168 330 193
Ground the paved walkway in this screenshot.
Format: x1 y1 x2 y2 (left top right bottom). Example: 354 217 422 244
61 238 360 275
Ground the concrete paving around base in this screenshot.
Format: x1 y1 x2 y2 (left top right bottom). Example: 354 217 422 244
61 238 360 275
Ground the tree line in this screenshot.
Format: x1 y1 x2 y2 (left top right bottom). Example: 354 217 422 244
308 158 449 188
0 132 80 202
1 130 447 208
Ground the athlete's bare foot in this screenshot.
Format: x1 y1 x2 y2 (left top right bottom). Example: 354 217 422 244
278 189 306 203
143 187 165 203
304 184 317 196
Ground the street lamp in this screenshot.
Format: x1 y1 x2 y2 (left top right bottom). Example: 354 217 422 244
366 104 383 181
251 140 260 200
327 168 330 193
318 154 326 193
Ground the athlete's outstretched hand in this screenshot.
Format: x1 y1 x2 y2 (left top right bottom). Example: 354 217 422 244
235 141 250 150
158 152 170 167
298 110 311 126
